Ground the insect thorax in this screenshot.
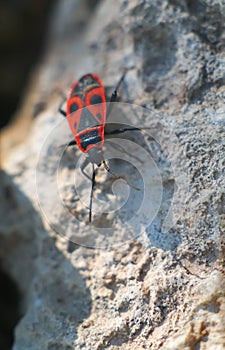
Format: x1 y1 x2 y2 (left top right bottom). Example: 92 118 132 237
71 75 101 98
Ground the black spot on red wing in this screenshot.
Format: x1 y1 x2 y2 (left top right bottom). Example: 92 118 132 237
70 102 79 114
90 94 102 105
97 113 102 120
74 121 77 130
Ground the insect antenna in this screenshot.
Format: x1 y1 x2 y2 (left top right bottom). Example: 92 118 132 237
107 68 129 119
103 160 140 191
89 164 96 222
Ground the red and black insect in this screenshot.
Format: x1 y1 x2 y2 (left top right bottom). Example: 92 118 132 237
59 70 142 222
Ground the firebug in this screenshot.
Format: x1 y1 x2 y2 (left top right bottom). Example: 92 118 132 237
59 69 143 222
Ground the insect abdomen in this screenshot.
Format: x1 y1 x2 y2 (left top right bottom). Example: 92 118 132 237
76 126 104 152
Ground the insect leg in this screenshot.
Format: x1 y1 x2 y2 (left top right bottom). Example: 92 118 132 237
107 68 129 119
80 158 92 181
68 140 77 147
105 126 153 136
110 69 129 102
58 139 76 152
89 164 96 222
103 160 140 191
58 97 67 117
105 127 155 153
105 127 141 136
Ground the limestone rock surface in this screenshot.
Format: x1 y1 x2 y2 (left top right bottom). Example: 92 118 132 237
1 0 224 349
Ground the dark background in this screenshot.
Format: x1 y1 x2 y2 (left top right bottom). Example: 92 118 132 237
0 0 55 129
0 1 54 349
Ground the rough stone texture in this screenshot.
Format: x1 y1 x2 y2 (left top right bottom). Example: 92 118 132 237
1 0 225 349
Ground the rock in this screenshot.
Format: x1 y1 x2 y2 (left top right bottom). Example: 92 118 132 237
1 0 224 349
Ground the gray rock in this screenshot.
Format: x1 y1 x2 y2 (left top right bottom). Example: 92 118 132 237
1 0 224 349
